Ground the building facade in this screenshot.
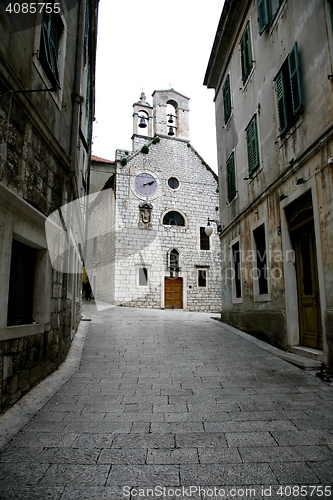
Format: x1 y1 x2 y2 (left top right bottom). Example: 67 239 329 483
0 0 98 412
88 89 221 312
204 0 333 368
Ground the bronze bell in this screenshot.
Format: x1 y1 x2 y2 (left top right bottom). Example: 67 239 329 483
138 116 147 128
168 114 174 124
168 126 175 136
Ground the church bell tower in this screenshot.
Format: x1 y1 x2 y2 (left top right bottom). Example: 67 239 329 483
132 89 190 151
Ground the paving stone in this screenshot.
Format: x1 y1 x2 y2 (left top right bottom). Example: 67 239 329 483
175 432 228 448
150 422 204 434
225 431 278 447
10 431 78 448
153 404 188 413
124 403 153 413
307 460 333 483
106 464 180 486
269 461 319 483
0 486 64 499
271 430 333 446
180 463 277 486
130 422 151 434
60 485 124 499
72 433 115 448
103 412 164 422
204 419 297 433
39 447 100 464
111 433 175 449
0 445 44 463
147 448 199 464
40 464 110 486
198 448 242 464
239 445 333 463
21 420 67 432
165 411 231 423
98 448 147 464
0 463 49 486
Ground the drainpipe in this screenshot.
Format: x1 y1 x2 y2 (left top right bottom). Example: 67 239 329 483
69 0 86 199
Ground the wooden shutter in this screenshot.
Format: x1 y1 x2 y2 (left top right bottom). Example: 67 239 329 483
288 43 302 116
40 12 61 88
227 152 236 202
257 0 270 34
240 22 253 84
275 70 288 134
246 115 260 175
223 75 232 123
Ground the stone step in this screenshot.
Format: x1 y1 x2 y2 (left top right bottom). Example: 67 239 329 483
289 346 324 362
278 351 322 371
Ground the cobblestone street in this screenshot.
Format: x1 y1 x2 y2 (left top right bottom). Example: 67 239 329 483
0 303 332 499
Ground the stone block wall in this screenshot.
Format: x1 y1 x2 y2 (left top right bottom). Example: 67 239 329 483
113 138 222 312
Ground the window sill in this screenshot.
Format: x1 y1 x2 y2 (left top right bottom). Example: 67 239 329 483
224 112 233 128
253 293 271 303
227 193 238 206
0 323 45 341
277 115 304 147
247 164 263 183
241 64 255 92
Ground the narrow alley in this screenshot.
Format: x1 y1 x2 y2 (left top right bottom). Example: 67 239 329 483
0 304 332 499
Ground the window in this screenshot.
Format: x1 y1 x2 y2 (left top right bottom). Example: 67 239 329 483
139 267 148 286
163 211 185 226
232 241 242 299
198 269 207 288
257 0 283 34
168 177 179 189
274 43 303 136
246 114 260 175
240 21 253 84
226 152 236 202
169 249 180 269
200 227 210 250
253 224 268 295
7 240 37 326
223 74 232 123
39 10 63 88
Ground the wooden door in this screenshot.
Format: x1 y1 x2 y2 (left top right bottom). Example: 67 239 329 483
293 221 322 349
165 277 183 309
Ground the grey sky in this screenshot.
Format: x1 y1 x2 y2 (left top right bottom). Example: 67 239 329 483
92 0 224 173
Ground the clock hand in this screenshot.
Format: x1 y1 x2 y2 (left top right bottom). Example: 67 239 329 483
143 180 156 186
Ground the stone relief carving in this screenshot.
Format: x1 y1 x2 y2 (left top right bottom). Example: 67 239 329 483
139 202 153 228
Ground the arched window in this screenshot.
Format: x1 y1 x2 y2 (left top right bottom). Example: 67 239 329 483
163 211 185 226
166 101 177 136
169 249 179 269
137 110 149 135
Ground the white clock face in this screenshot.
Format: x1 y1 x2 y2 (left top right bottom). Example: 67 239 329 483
135 173 158 196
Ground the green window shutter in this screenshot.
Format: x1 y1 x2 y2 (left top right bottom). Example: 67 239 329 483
275 70 288 135
40 12 61 88
288 42 302 115
240 22 253 84
223 75 232 123
246 115 260 175
257 0 270 34
227 152 236 202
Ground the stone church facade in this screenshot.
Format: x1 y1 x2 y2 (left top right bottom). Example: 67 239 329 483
88 89 221 312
